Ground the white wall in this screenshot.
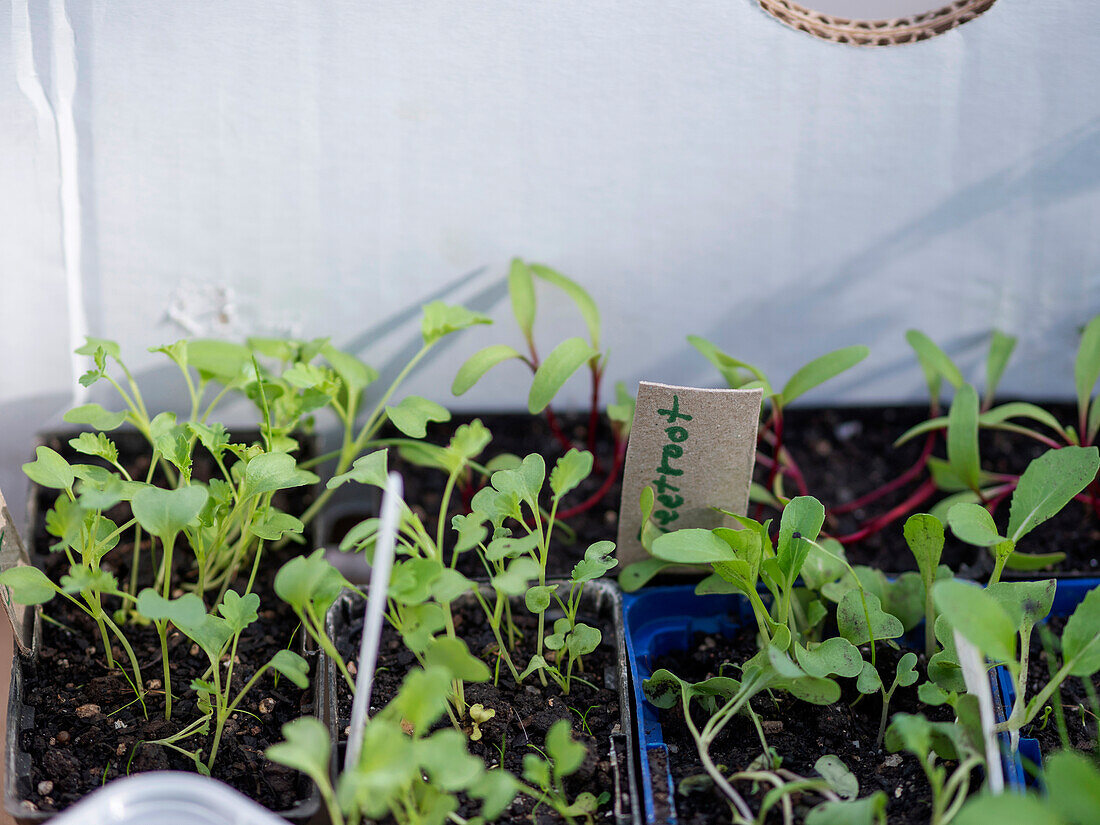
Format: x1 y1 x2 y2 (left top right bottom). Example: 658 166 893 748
3 0 1100 519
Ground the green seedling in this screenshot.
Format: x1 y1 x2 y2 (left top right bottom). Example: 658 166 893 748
644 646 844 823
933 579 1100 750
945 446 1100 583
854 651 918 749
903 513 946 656
954 749 1100 825
274 549 356 689
886 710 985 825
135 588 309 769
269 665 522 825
522 720 608 825
688 335 868 504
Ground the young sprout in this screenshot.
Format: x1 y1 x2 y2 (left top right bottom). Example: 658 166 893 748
946 446 1100 584
885 711 985 825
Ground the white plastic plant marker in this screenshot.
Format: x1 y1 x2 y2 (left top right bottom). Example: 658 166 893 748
50 771 286 825
344 471 403 770
953 629 1004 795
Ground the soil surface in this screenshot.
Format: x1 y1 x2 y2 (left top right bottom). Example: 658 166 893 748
650 629 958 825
331 403 1100 579
331 593 623 824
18 429 320 815
1022 615 1100 763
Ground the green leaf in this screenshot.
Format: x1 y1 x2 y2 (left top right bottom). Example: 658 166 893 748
777 496 825 579
131 484 208 539
651 529 733 565
421 302 491 346
508 257 537 339
981 402 1067 436
63 403 127 431
528 338 598 414
417 728 484 791
321 343 378 393
1007 446 1099 543
1075 315 1100 418
266 717 331 787
385 396 451 439
490 557 540 596
643 669 689 709
903 513 944 588
570 540 617 583
525 585 555 613
75 336 121 360
243 452 319 497
946 502 1005 547
549 449 593 499
932 579 1016 662
424 637 490 682
544 718 586 777
529 264 601 349
607 381 636 435
794 638 863 679
618 558 672 592
1045 750 1100 824
274 549 351 618
469 769 521 820
327 449 388 490
451 345 523 396
837 591 903 646
386 666 453 734
813 755 858 801
490 453 545 508
23 446 74 491
686 335 752 389
984 330 1016 404
947 384 981 491
136 590 230 662
187 339 251 382
986 580 1055 631
1062 584 1100 677
249 509 304 541
431 568 474 602
60 567 118 595
217 590 260 634
0 566 58 605
68 432 119 464
779 346 868 406
566 623 601 657
268 648 310 689
855 660 882 694
954 793 1062 825
905 330 965 389
806 793 887 825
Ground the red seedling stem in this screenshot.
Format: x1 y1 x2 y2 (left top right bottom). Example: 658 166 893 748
556 430 627 521
835 478 938 545
832 431 937 516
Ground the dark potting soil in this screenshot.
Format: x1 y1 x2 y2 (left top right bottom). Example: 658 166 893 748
1022 616 1100 761
19 429 321 814
332 598 622 825
19 589 315 813
650 629 959 825
327 402 1098 581
775 403 1098 577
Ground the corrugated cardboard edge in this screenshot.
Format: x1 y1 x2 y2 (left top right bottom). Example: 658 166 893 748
0 488 36 656
758 0 997 46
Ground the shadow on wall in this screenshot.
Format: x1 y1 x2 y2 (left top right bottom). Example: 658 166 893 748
0 265 509 525
655 117 1100 401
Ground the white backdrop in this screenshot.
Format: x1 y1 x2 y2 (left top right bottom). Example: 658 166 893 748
2 0 1100 518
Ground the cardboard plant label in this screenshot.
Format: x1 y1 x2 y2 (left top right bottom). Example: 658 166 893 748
0 486 35 654
616 381 763 567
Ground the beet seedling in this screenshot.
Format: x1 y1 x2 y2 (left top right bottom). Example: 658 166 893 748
945 446 1100 583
